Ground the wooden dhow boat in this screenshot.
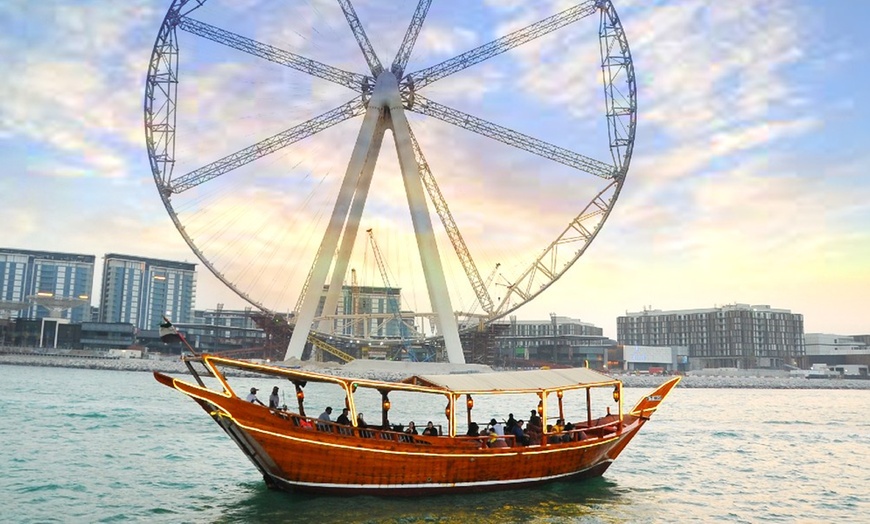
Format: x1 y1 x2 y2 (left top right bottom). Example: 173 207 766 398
154 353 679 496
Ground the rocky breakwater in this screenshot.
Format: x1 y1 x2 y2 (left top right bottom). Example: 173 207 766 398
2 351 869 389
0 351 189 374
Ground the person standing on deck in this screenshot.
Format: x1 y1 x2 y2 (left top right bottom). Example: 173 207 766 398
268 386 281 409
529 409 541 428
318 406 333 421
336 408 351 425
505 413 518 433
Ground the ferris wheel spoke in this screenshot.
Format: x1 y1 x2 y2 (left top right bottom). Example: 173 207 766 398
405 1 597 89
405 125 495 315
176 17 370 91
166 97 366 195
336 0 383 76
409 96 615 179
390 0 432 77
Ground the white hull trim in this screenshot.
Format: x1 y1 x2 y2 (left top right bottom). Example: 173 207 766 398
271 459 613 491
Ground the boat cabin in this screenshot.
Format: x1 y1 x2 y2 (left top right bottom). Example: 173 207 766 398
178 355 628 449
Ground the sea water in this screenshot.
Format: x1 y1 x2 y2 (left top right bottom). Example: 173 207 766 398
1 365 868 523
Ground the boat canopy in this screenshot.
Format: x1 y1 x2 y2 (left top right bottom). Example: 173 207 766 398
404 367 615 394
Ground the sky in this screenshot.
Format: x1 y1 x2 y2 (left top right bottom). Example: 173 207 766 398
1 0 868 339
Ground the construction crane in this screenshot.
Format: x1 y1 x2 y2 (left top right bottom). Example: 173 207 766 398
366 228 409 359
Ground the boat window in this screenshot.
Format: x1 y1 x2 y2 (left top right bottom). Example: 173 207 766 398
353 388 447 432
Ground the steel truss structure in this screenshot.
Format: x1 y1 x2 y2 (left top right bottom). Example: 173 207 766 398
145 0 637 363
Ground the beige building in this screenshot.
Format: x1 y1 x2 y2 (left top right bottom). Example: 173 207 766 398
617 304 805 369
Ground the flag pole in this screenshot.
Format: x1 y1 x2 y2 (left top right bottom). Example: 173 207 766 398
161 316 199 357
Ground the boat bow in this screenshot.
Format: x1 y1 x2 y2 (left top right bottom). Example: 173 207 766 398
629 376 682 419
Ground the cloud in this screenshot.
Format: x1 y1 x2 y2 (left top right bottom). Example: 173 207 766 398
0 2 160 179
415 25 479 60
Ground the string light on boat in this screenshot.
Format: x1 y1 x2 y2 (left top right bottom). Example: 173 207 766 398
612 385 620 403
537 400 543 416
466 395 474 410
293 382 306 417
381 391 391 412
445 402 451 420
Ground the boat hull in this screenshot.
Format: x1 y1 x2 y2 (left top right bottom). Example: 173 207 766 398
156 372 647 496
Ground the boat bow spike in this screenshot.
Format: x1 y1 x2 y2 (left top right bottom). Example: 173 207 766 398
629 376 682 418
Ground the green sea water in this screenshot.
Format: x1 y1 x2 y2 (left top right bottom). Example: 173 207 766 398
2 365 868 523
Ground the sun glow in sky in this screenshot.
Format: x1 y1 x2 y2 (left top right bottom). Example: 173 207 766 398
1 0 868 337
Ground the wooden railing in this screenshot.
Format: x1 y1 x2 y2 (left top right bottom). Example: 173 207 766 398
270 409 623 448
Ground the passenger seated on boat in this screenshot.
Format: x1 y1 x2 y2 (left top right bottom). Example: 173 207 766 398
466 422 480 437
422 421 438 436
318 406 333 421
405 421 419 435
356 413 373 438
528 409 541 428
562 421 576 442
246 387 265 406
525 422 542 446
487 428 508 448
511 420 529 446
336 408 351 425
488 419 507 447
552 418 570 443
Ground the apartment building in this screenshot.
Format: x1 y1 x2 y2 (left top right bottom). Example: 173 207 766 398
0 247 95 322
617 304 804 369
99 254 196 330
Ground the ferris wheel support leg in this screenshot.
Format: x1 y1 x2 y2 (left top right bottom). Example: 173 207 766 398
285 104 385 361
386 97 465 363
317 113 388 334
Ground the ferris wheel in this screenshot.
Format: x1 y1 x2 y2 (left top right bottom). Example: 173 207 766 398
145 0 637 363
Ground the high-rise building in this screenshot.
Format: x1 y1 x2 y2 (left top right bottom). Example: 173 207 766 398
617 304 805 369
0 248 95 322
99 254 196 330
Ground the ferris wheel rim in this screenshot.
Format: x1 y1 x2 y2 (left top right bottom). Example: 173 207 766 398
143 0 637 329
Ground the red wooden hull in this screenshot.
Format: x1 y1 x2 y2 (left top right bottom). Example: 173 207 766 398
154 371 669 496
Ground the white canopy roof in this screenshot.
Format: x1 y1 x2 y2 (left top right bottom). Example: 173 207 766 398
407 367 615 394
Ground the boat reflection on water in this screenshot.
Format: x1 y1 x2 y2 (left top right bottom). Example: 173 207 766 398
214 474 630 522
